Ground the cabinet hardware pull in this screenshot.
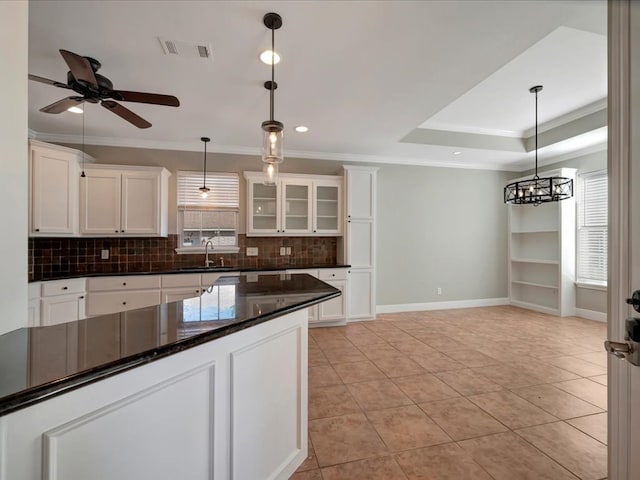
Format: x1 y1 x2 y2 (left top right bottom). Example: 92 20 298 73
121 230 125 233
79 296 84 299
62 286 68 290
35 228 40 232
115 230 118 233
123 282 127 286
122 301 127 305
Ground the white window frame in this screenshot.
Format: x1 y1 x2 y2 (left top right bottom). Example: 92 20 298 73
576 169 608 287
175 171 240 254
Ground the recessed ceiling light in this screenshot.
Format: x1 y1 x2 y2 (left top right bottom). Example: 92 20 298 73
67 106 83 114
453 151 461 155
259 49 280 65
295 125 309 133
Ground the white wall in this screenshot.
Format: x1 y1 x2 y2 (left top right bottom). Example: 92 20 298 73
376 165 511 307
0 1 28 335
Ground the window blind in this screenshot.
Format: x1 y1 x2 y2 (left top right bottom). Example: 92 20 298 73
177 171 239 208
577 170 607 284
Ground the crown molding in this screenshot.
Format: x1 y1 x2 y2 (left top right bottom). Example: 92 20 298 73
522 98 607 137
509 141 607 171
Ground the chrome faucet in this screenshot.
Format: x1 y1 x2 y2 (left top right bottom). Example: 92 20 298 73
204 240 214 267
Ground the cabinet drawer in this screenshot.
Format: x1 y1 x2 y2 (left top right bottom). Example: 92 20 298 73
318 268 347 281
87 275 161 292
161 274 201 288
87 290 161 316
42 278 86 297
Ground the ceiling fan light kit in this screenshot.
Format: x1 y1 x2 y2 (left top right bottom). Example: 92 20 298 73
504 85 573 206
261 12 284 186
29 49 180 128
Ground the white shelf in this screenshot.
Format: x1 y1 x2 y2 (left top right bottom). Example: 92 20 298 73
285 198 308 202
511 280 558 289
316 199 338 203
253 214 277 218
316 215 338 219
254 197 276 201
285 215 309 218
511 258 559 265
507 167 576 317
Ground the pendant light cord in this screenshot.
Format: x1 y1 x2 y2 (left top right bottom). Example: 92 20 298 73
203 139 207 189
534 88 539 180
270 25 275 121
80 106 86 177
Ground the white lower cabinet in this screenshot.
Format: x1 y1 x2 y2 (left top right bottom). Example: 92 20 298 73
86 275 161 316
28 283 41 327
287 268 347 326
3 309 309 480
347 269 375 320
39 279 87 326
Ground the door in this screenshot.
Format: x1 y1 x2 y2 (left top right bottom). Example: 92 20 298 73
121 171 160 235
281 180 313 234
80 168 121 235
607 2 640 478
30 145 78 235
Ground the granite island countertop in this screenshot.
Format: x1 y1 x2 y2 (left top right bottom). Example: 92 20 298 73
0 273 339 416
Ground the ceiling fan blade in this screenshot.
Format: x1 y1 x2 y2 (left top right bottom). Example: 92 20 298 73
59 49 98 87
101 100 151 128
28 74 70 89
40 96 84 114
110 90 180 107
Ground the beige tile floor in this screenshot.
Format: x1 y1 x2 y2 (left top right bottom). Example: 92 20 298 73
291 306 608 480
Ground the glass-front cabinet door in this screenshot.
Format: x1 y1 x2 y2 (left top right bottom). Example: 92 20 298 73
281 180 313 234
249 180 280 233
313 181 342 234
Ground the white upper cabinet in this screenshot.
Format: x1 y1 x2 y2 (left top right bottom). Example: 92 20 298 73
244 172 343 236
80 165 170 237
281 179 313 234
345 168 375 219
29 140 90 236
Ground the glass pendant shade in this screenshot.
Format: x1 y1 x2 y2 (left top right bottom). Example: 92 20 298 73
263 160 279 186
262 120 284 164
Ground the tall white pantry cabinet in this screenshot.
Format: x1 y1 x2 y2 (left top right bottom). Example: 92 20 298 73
507 168 577 316
344 166 378 321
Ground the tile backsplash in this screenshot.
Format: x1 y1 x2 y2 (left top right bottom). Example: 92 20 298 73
29 235 338 281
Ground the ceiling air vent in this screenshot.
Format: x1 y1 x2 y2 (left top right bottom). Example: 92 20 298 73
158 37 213 61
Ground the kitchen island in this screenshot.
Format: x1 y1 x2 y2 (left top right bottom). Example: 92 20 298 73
0 273 339 480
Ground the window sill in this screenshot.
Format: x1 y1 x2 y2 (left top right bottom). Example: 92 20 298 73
175 247 240 255
575 281 607 292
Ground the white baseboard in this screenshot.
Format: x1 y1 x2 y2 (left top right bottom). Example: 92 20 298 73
575 308 607 323
376 297 510 314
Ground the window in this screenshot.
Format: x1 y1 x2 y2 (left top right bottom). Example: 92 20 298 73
176 171 240 253
577 170 607 285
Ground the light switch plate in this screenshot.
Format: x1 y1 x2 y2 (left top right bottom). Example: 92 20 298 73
246 247 258 256
101 249 109 260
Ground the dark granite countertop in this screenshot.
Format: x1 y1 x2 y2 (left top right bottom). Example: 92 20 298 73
0 273 339 416
29 263 351 282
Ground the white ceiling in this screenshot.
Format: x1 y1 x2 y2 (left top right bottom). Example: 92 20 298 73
27 0 607 171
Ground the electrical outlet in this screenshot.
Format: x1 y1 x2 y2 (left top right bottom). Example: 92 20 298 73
286 247 292 255
437 287 442 295
280 247 287 256
101 249 109 260
246 247 258 256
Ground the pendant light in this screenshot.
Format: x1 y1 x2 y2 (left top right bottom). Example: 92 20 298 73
261 12 284 186
504 85 573 206
199 137 210 198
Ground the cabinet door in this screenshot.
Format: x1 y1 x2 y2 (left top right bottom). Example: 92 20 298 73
347 219 374 268
346 169 375 219
248 179 280 234
121 171 160 235
41 293 85 326
313 181 342 235
281 180 313 234
318 279 346 322
348 269 375 320
30 145 78 235
80 169 122 235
